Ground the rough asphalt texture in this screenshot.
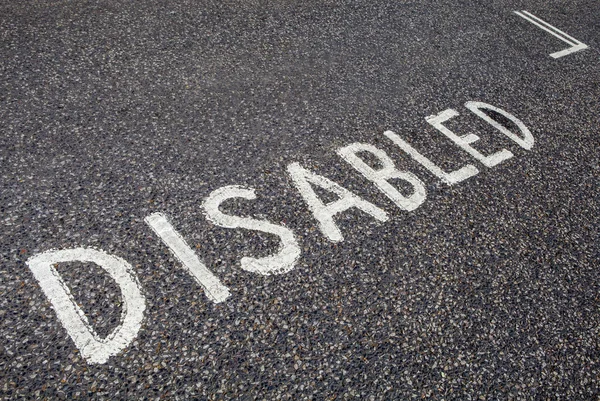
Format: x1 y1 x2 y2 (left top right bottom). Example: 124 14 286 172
1 0 599 399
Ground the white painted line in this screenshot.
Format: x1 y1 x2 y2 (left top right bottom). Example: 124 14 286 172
144 213 231 303
514 10 588 58
520 11 580 45
203 185 301 275
383 130 479 186
26 248 146 364
337 142 427 211
287 162 388 243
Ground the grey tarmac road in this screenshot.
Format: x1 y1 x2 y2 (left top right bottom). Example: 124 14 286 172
1 0 599 399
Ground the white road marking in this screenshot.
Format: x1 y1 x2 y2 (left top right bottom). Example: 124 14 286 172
337 142 427 211
25 101 535 364
26 248 146 364
514 10 588 58
426 108 514 168
203 185 301 275
144 213 231 303
287 162 389 242
465 101 534 150
383 130 479 185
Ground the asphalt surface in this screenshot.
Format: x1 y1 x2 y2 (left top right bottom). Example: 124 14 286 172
1 0 599 399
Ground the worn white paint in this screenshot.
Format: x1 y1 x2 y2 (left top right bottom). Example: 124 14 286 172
145 213 231 303
383 130 479 185
426 109 514 168
287 162 388 242
514 10 588 58
26 248 146 364
337 142 426 211
203 185 301 275
465 101 534 150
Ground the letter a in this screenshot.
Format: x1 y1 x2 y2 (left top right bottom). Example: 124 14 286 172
287 162 388 242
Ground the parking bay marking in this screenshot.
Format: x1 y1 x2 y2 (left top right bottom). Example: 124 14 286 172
19 4 595 365
514 10 589 58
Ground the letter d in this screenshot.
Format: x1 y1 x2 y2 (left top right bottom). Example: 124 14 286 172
26 248 146 364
